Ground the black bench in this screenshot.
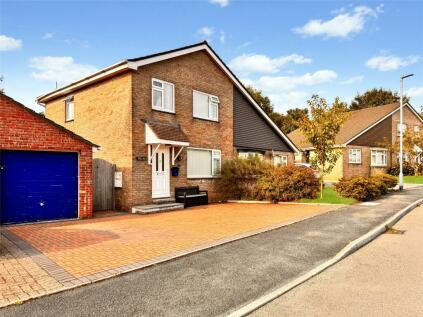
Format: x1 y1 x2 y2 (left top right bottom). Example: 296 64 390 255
175 186 208 208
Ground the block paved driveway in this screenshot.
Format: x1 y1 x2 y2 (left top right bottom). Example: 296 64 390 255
0 203 335 307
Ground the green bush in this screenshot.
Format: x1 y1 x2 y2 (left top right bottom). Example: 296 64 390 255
334 177 382 201
372 173 398 189
387 162 415 176
257 165 319 202
215 156 269 200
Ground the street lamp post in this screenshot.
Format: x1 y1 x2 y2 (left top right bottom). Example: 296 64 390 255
399 73 414 191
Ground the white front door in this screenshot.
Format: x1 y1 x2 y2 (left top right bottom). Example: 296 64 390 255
152 145 170 198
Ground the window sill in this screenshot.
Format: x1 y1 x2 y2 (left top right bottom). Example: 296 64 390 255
371 165 387 168
152 107 175 114
65 119 74 123
193 116 219 123
187 176 220 179
348 162 362 164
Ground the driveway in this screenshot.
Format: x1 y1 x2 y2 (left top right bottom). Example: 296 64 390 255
251 204 423 317
2 188 422 316
0 203 334 307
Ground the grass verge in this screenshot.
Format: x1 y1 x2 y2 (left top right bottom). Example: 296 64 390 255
300 187 356 205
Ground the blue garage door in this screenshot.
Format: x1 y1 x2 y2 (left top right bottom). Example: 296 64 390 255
0 150 78 224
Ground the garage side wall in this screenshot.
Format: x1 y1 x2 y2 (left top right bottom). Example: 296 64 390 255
0 95 93 218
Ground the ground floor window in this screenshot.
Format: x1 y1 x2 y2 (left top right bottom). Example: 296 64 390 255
371 149 388 167
274 154 288 166
348 148 362 164
187 148 221 178
238 151 264 160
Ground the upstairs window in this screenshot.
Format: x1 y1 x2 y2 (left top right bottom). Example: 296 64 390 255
414 126 420 135
65 96 74 122
193 90 219 122
397 123 407 136
152 78 174 113
348 149 362 164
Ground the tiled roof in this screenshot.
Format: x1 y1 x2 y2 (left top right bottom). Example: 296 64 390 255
289 103 400 149
146 120 189 142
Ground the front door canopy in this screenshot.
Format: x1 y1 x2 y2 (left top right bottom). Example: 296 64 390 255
145 121 190 147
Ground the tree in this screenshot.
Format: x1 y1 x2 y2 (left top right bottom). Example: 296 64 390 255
246 86 274 117
300 95 349 197
350 88 409 111
246 85 307 134
379 129 423 175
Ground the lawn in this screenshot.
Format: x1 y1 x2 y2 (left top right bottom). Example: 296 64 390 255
403 176 423 184
300 187 356 205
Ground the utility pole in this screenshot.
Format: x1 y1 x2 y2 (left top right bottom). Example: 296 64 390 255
399 73 414 191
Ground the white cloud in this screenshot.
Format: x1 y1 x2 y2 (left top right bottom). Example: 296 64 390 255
229 53 312 75
242 70 337 111
254 70 338 91
219 31 225 44
341 75 364 84
407 87 423 98
0 35 22 51
209 0 229 7
293 5 382 38
366 54 420 71
197 26 215 38
42 32 54 40
29 56 97 84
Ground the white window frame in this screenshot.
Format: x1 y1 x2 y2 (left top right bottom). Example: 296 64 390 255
187 147 221 178
152 78 175 113
238 151 264 160
414 125 420 135
371 148 388 167
348 148 362 164
274 154 288 166
65 96 74 122
192 90 219 122
397 123 407 136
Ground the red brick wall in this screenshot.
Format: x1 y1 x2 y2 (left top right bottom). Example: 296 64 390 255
132 51 234 205
0 94 94 218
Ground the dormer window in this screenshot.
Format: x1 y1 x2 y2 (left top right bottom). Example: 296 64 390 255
65 96 74 122
152 78 174 113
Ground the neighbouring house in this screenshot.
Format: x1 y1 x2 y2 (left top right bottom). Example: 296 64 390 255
289 103 423 182
0 93 97 224
36 41 299 211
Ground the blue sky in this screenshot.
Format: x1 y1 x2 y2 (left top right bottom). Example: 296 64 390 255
1 0 423 113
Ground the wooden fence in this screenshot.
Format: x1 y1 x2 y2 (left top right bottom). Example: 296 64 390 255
93 158 116 211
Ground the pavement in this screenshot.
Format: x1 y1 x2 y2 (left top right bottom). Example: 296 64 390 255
0 202 334 307
2 187 422 317
251 204 423 317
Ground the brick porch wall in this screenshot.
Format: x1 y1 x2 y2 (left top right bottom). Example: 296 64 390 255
0 94 94 218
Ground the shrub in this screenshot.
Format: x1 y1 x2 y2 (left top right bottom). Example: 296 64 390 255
257 165 319 202
387 162 415 176
215 156 269 200
417 163 423 176
334 177 382 201
372 173 398 189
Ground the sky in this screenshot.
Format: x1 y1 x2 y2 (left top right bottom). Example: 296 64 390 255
1 0 423 113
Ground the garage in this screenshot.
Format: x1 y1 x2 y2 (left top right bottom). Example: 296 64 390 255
1 151 78 224
0 93 96 224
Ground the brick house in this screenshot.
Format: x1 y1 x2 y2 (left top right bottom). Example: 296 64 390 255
37 42 299 211
0 93 97 224
289 103 423 181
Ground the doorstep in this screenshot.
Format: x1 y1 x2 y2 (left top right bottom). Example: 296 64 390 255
131 203 184 214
